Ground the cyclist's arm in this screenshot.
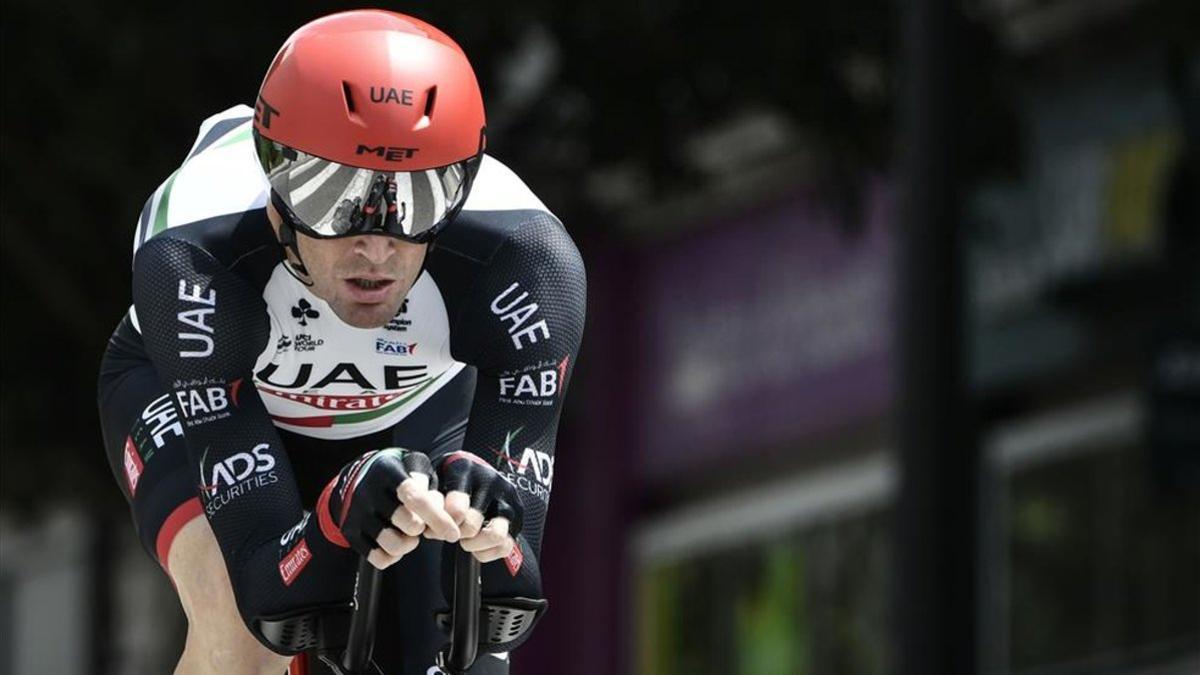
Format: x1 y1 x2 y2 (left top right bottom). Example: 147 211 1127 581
447 214 586 641
132 235 356 652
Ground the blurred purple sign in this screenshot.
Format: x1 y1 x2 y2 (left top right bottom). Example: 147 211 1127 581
638 183 894 480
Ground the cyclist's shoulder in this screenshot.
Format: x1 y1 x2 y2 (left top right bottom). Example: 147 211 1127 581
434 154 578 269
133 104 269 258
465 154 554 217
188 105 257 158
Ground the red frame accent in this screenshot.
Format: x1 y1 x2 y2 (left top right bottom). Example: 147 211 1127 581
288 653 310 675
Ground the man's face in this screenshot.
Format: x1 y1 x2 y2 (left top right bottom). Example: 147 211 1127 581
267 202 426 328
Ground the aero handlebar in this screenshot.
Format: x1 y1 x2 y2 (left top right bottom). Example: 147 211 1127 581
439 547 482 674
340 557 384 674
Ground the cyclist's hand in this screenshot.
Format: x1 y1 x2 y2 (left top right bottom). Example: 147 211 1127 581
438 451 524 563
319 448 461 570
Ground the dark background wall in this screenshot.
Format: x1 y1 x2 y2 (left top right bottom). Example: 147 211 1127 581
0 0 893 509
2 2 1197 675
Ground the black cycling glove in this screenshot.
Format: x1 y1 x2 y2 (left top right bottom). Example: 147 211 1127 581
437 451 524 534
317 448 436 556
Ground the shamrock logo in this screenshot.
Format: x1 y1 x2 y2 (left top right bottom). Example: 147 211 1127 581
291 299 320 326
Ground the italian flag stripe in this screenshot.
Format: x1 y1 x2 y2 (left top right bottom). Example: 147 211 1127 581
214 126 252 149
148 168 180 240
271 413 336 428
145 123 249 243
271 377 437 428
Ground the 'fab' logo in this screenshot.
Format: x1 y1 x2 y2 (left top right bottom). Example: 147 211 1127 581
499 371 558 398
375 338 418 356
175 379 242 419
497 356 569 406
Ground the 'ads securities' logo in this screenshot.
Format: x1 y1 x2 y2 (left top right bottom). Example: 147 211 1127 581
198 443 279 516
498 356 569 407
174 378 243 427
376 338 417 356
489 428 553 504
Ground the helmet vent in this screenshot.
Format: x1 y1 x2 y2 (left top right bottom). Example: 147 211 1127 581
342 81 358 113
422 86 437 118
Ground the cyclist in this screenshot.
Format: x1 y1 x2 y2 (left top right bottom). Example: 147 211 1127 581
97 9 585 674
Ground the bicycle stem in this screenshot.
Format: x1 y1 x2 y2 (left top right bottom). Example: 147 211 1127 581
338 548 481 675
341 557 383 674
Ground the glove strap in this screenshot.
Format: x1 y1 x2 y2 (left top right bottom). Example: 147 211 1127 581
317 477 350 548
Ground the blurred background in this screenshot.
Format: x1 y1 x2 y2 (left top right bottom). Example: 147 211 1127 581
1 0 1197 673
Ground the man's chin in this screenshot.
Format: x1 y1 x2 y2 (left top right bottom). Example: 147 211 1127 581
329 299 401 329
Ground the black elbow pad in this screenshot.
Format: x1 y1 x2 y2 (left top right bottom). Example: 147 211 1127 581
438 538 548 654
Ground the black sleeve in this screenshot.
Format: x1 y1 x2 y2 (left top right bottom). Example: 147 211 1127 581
132 236 356 651
447 213 587 599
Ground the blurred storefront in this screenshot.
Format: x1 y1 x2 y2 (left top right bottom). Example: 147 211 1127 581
631 183 895 674
554 4 1200 673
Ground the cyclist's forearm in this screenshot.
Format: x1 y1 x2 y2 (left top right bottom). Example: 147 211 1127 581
133 235 356 639
442 218 586 653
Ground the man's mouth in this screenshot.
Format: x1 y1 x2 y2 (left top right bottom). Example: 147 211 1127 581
347 278 394 290
343 276 396 303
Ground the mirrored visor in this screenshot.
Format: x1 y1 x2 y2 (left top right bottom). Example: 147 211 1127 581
254 133 478 241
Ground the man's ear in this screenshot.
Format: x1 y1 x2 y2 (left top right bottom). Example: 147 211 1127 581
265 198 284 236
269 203 315 287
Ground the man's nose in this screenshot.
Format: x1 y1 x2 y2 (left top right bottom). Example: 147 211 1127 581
354 235 396 265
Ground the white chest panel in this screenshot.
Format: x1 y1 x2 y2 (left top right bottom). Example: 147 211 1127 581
129 105 554 439
252 266 465 440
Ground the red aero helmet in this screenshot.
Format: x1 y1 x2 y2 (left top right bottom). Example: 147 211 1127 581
255 9 485 170
253 10 485 244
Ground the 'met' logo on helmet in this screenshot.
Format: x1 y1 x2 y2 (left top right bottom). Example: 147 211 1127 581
254 95 280 129
356 145 419 162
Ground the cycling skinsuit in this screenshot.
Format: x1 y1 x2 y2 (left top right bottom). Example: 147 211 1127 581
97 104 586 674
